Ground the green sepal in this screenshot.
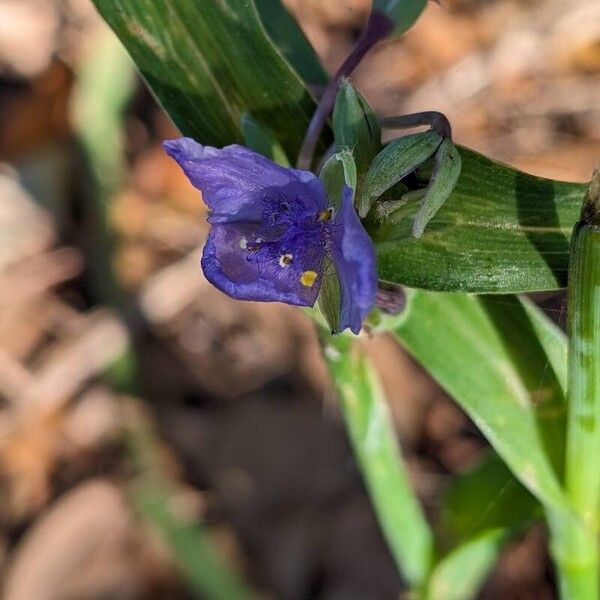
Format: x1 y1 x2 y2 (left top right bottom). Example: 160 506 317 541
361 131 442 217
333 79 381 200
319 149 357 208
317 151 357 333
412 137 462 237
241 113 290 166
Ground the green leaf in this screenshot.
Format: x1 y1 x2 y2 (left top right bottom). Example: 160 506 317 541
361 131 442 217
521 296 568 395
241 113 290 166
134 483 255 600
555 172 600 599
71 28 136 308
254 0 328 87
318 151 357 332
91 0 319 159
374 146 587 293
412 138 461 237
127 419 255 600
333 80 381 193
372 0 428 37
321 333 433 587
426 529 507 600
388 291 568 510
439 452 538 547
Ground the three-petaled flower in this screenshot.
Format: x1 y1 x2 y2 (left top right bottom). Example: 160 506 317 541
163 138 377 333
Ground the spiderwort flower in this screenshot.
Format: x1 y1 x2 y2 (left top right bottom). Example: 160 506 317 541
162 138 377 333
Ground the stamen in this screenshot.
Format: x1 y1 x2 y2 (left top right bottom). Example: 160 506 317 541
300 270 318 287
247 237 263 253
239 236 248 250
279 253 293 267
318 208 334 222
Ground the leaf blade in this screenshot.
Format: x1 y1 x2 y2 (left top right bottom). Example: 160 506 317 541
254 0 328 86
426 529 507 600
375 146 587 293
388 291 567 510
321 334 433 587
92 0 318 158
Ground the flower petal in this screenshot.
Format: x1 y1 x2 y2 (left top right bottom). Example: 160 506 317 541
163 138 327 223
201 223 325 306
330 186 378 333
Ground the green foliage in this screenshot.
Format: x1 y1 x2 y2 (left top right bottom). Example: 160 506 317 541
319 149 358 209
71 28 136 310
92 0 319 159
388 291 568 509
557 173 600 599
439 452 538 546
362 131 442 217
134 483 255 600
128 418 255 600
254 0 328 86
412 138 461 237
375 147 587 293
320 332 433 587
425 529 507 600
241 113 290 166
372 0 428 36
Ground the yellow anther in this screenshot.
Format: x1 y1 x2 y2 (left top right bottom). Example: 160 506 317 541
318 208 333 222
300 270 318 287
239 237 248 250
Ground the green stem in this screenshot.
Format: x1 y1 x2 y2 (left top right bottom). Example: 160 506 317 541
559 171 600 599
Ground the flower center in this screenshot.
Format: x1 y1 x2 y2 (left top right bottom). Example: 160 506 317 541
236 196 335 286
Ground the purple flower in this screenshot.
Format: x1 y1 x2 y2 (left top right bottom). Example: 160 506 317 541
163 138 377 333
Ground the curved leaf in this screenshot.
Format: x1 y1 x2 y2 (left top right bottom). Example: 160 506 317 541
320 332 433 587
426 529 507 600
387 291 568 510
91 0 319 158
254 0 328 87
375 147 587 293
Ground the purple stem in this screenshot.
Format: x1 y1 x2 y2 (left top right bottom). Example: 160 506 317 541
296 11 393 170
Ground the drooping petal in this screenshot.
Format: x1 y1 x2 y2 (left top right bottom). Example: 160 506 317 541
330 186 378 333
163 138 328 223
201 223 326 306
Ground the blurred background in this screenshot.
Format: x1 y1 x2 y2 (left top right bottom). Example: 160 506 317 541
0 0 598 598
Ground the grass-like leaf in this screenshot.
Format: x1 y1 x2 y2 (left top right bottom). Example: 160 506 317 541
375 147 587 293
254 0 328 87
92 0 319 159
426 529 507 600
386 291 568 510
320 333 433 587
439 452 538 549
